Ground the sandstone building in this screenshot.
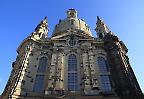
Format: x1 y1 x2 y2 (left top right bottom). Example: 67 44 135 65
1 9 143 99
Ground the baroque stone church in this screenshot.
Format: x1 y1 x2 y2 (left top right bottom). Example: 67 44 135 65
1 9 143 99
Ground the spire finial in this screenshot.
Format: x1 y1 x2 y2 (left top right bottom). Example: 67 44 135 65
97 16 100 21
44 16 47 20
35 16 48 31
95 16 110 38
96 16 103 25
44 16 48 23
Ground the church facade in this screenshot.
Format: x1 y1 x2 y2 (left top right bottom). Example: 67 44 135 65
1 9 143 99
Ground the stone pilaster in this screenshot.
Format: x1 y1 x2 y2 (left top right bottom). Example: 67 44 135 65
88 49 99 91
46 52 57 94
82 50 91 94
54 51 64 91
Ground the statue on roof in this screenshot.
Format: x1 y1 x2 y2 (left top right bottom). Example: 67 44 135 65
31 16 49 40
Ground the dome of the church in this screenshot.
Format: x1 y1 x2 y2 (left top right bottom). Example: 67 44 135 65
52 9 92 37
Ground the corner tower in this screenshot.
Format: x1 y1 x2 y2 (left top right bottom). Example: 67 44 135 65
31 17 49 40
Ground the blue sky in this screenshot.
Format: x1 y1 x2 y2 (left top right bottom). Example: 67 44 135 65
0 0 144 94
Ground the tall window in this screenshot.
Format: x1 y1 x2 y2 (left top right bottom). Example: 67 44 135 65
97 57 112 92
68 54 79 91
33 75 45 92
98 57 108 73
37 57 47 73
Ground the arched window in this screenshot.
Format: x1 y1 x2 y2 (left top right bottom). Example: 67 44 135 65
97 57 112 92
68 54 79 91
33 75 45 92
37 57 47 73
97 57 108 73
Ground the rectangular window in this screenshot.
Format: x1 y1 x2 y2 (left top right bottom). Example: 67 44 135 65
68 72 78 91
33 75 45 92
37 57 47 73
100 75 111 92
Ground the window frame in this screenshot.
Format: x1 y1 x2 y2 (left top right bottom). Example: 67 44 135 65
97 56 112 93
67 54 79 91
